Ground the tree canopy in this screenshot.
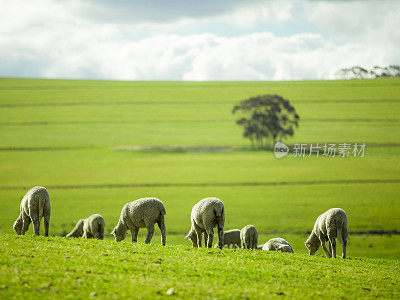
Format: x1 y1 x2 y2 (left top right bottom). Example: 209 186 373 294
232 94 299 149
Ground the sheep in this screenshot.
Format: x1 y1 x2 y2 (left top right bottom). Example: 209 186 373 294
13 186 51 236
305 208 348 258
66 214 105 239
256 244 265 250
213 229 241 248
240 225 258 249
262 238 294 253
185 197 225 249
111 197 166 245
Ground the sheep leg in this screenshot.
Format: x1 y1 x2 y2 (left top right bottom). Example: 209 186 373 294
131 226 139 243
44 206 50 237
98 228 104 240
145 225 155 244
92 225 101 239
21 213 31 235
192 223 203 248
327 229 337 258
342 240 347 259
195 230 202 248
43 217 50 237
206 228 214 248
321 242 330 258
217 226 224 249
330 238 337 258
203 232 208 245
157 215 166 246
245 237 251 249
252 240 257 250
320 238 331 258
30 214 40 236
83 231 91 239
28 203 41 235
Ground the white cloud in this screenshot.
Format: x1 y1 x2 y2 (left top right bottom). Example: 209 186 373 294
0 28 387 80
304 0 400 67
0 0 399 80
304 0 400 39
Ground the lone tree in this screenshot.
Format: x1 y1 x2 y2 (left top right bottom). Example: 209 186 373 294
232 94 299 149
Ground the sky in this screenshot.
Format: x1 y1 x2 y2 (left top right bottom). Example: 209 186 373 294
0 0 399 81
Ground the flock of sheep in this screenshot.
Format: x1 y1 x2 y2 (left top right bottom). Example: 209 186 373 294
13 186 348 258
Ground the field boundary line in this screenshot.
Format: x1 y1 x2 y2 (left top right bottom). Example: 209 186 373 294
1 118 400 127
1 99 400 108
1 179 399 190
1 143 400 152
0 146 91 151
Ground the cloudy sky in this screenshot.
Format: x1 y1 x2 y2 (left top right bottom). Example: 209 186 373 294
1 0 399 81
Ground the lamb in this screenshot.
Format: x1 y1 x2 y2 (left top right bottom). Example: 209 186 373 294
262 238 294 253
111 197 166 245
240 225 258 249
13 186 51 236
66 214 105 239
185 197 225 249
305 208 348 258
213 229 241 248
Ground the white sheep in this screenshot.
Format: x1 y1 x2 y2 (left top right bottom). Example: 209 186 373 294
13 186 51 236
240 225 258 249
214 229 241 248
185 197 225 249
262 238 294 253
66 214 105 239
305 208 348 258
111 197 166 245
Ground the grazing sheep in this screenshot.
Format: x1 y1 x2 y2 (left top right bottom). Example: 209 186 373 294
185 197 225 249
262 238 294 253
13 186 51 236
240 225 258 249
305 208 348 258
111 197 166 245
214 229 241 248
66 214 105 239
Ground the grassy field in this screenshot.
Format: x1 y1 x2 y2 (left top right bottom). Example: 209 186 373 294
0 78 399 298
0 234 399 299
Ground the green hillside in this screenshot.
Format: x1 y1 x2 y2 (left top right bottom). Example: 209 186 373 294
0 78 399 259
0 234 399 299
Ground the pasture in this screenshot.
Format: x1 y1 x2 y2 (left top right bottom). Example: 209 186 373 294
0 78 399 298
0 234 399 299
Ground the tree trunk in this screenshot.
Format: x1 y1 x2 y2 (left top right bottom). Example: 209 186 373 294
250 137 255 149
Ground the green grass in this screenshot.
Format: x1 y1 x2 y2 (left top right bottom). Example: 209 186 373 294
0 234 399 299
